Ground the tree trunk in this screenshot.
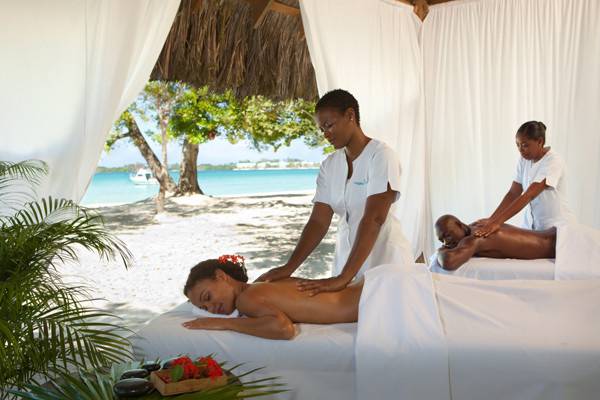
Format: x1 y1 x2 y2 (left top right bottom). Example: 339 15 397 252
177 138 203 195
126 117 177 193
158 102 169 169
156 187 166 213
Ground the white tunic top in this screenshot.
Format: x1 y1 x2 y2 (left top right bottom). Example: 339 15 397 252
313 139 412 279
514 148 573 230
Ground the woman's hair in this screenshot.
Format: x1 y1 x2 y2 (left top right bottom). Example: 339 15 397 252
517 121 547 144
183 258 248 296
315 89 360 124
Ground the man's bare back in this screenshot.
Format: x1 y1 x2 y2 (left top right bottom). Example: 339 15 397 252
435 214 556 270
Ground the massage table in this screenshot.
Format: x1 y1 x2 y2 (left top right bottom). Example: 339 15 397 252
428 253 556 280
133 262 600 400
427 221 600 281
132 302 357 400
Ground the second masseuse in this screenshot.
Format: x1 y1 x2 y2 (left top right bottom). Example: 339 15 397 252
256 89 412 295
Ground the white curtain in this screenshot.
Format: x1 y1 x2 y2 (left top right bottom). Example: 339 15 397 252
0 0 180 201
300 0 428 259
301 0 600 258
423 0 600 255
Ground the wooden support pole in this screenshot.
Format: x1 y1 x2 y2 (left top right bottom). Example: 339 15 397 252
271 1 301 17
245 0 274 29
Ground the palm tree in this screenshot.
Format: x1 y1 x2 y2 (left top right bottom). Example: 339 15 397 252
0 160 133 398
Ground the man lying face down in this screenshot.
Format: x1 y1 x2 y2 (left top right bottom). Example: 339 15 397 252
435 215 556 271
182 258 363 340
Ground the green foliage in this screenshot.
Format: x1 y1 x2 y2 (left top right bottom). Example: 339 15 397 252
106 82 330 174
237 96 325 152
139 81 186 145
0 160 133 398
170 364 184 382
169 86 328 153
0 160 48 216
169 87 240 145
9 360 287 400
105 81 187 152
105 110 136 152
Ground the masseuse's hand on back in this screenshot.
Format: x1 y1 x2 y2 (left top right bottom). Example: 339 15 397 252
297 186 397 296
254 202 334 283
255 265 294 282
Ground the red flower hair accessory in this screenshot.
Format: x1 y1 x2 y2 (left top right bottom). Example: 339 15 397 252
218 254 245 268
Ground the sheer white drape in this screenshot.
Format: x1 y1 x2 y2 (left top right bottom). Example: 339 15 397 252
301 0 600 258
300 0 428 259
423 0 600 255
0 0 180 201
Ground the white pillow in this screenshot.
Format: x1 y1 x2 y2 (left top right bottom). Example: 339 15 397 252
190 303 240 318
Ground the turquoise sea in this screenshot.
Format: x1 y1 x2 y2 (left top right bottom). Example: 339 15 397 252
81 169 319 206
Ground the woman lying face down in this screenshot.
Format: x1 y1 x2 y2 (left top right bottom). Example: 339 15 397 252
182 257 362 340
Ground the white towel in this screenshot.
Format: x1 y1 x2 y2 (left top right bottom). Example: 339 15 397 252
190 303 240 318
356 263 451 400
555 222 600 280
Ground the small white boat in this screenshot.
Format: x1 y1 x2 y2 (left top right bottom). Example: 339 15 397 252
129 168 159 185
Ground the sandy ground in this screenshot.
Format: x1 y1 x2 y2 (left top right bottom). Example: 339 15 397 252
59 193 337 333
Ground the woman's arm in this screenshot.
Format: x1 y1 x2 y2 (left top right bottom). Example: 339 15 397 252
297 186 396 295
488 181 523 220
475 180 546 237
255 202 333 282
182 292 296 340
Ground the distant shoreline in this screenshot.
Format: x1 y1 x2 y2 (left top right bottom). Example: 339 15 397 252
83 189 315 208
96 164 321 173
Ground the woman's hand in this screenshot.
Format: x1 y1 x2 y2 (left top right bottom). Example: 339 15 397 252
182 317 225 330
296 275 350 296
473 220 501 238
254 265 294 283
472 218 490 227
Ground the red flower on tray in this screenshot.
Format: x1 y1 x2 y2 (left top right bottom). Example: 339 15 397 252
198 356 224 379
159 355 224 383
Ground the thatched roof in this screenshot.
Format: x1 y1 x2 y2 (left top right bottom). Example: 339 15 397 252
151 0 316 100
150 0 458 101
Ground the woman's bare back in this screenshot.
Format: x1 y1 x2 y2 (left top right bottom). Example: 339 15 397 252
237 278 363 324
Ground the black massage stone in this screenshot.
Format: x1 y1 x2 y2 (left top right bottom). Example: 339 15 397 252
141 362 161 372
120 368 150 380
113 378 153 398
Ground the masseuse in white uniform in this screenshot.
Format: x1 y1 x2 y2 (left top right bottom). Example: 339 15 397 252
256 89 412 295
474 121 573 237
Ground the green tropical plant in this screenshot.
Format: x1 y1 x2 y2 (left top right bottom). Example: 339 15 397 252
0 160 133 398
9 360 287 399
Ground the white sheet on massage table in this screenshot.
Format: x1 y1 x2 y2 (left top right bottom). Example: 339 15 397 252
428 254 555 280
433 274 600 400
131 302 356 400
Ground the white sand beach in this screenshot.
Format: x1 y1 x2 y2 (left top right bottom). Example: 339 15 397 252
59 193 337 332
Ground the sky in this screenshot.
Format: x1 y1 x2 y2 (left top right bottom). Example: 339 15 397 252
98 137 328 167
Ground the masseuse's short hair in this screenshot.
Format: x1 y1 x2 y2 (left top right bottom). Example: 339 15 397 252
315 89 360 125
517 121 547 144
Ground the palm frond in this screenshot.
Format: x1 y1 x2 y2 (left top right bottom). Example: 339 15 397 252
0 274 132 394
9 361 286 400
1 159 134 399
0 160 47 215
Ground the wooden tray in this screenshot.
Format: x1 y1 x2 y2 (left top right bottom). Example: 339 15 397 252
150 371 228 396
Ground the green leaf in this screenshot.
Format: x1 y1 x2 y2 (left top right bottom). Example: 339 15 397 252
170 365 184 383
